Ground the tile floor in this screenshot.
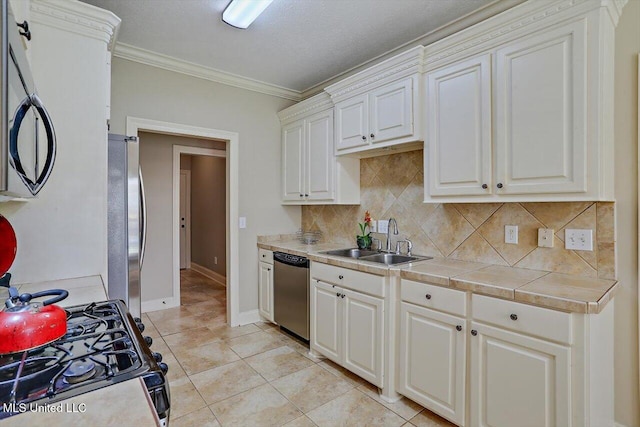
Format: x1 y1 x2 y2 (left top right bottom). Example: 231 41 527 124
143 269 455 427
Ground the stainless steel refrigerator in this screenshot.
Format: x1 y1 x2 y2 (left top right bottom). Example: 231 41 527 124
107 133 146 318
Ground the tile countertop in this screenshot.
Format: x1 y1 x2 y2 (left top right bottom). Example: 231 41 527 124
258 239 619 314
0 378 160 427
15 275 108 308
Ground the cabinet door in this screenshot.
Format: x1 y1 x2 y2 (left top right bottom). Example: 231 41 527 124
306 110 335 200
342 288 384 387
311 280 342 363
495 20 587 195
335 94 369 151
258 261 273 322
470 322 570 427
282 120 305 201
398 302 466 426
369 77 414 144
426 54 492 196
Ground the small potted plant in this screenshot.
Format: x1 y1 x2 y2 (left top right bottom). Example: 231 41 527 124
357 210 372 249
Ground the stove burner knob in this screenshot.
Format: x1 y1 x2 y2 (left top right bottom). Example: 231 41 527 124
152 352 163 363
159 362 168 375
144 336 153 347
136 322 145 332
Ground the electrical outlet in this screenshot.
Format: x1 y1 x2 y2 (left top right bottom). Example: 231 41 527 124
369 220 377 233
537 228 554 248
238 217 246 229
565 229 593 251
377 220 389 234
505 225 518 244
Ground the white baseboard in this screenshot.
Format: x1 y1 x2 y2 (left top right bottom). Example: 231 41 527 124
190 263 227 287
235 309 262 326
142 297 179 313
615 422 629 427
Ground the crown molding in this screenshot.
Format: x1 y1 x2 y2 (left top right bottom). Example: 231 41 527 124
29 0 121 51
277 92 332 123
113 43 302 102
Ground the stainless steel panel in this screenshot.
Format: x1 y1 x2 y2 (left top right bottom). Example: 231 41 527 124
273 255 309 340
0 0 8 193
108 134 141 318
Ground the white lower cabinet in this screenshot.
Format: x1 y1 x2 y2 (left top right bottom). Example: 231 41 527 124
311 278 384 387
258 249 274 322
469 322 570 427
398 302 466 426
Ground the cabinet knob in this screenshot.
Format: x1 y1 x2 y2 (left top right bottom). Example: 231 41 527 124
304 194 309 197
341 294 345 299
471 330 478 336
267 268 271 271
510 313 518 321
456 325 462 332
497 183 504 189
299 194 303 197
336 292 341 297
339 275 344 280
482 183 488 189
425 294 432 300
361 135 367 140
370 133 375 139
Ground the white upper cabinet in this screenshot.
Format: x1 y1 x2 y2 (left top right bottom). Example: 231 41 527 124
278 93 360 205
495 21 586 195
327 46 425 157
423 0 620 202
426 54 492 196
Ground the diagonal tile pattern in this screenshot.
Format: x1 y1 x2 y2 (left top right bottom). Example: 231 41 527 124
302 149 616 279
155 269 453 427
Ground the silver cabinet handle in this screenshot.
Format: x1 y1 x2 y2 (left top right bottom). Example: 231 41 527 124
139 167 147 268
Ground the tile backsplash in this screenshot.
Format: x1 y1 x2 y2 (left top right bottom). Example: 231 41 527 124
302 150 616 279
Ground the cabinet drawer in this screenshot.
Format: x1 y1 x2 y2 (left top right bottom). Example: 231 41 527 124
401 279 466 317
311 262 385 298
258 249 273 264
472 294 572 344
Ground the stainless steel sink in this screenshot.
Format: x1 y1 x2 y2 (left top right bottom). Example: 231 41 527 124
321 248 432 265
322 248 379 259
359 253 431 265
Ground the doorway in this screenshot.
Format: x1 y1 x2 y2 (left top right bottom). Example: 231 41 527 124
127 117 241 326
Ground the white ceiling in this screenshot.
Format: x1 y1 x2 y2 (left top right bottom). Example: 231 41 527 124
80 0 515 94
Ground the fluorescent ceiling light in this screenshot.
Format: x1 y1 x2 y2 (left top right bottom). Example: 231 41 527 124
222 0 274 29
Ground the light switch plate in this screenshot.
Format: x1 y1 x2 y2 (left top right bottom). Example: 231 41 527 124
537 228 554 248
565 229 593 251
505 225 518 244
239 217 246 229
378 220 389 234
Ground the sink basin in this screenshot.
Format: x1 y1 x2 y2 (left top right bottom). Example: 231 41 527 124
321 248 432 266
359 253 431 265
322 248 379 259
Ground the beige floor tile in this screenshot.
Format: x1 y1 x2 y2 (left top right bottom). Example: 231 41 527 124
306 388 406 427
227 330 285 358
171 407 220 427
245 346 315 381
163 350 188 382
283 415 318 427
357 383 423 420
210 383 302 427
255 321 280 331
147 305 195 323
164 326 225 350
271 365 355 413
169 376 208 419
408 409 457 427
317 360 368 387
172 341 240 375
190 360 266 404
152 313 209 336
207 323 261 341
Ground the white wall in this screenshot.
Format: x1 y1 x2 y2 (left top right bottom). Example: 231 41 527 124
613 1 640 425
0 6 112 285
109 58 300 312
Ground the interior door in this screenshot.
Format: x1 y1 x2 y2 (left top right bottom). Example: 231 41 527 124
179 170 188 269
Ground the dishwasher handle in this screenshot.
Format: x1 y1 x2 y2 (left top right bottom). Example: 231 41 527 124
274 252 309 268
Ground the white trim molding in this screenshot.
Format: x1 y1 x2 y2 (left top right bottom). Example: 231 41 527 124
190 263 227 288
126 117 241 327
30 0 121 50
142 297 179 313
236 309 262 326
114 43 302 101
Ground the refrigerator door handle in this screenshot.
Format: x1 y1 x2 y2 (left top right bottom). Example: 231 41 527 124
139 167 147 268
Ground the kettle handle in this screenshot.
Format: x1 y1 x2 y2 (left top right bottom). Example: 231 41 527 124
19 289 68 306
0 273 10 288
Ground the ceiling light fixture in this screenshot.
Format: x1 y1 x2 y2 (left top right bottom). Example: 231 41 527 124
222 0 273 29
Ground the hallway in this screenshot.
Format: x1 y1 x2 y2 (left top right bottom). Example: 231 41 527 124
142 269 453 427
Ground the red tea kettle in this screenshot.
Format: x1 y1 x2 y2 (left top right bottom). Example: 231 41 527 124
0 214 69 354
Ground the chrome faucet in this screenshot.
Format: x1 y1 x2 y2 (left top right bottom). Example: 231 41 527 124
386 217 399 252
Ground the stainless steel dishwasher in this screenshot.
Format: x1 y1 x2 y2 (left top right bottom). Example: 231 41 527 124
273 252 310 341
